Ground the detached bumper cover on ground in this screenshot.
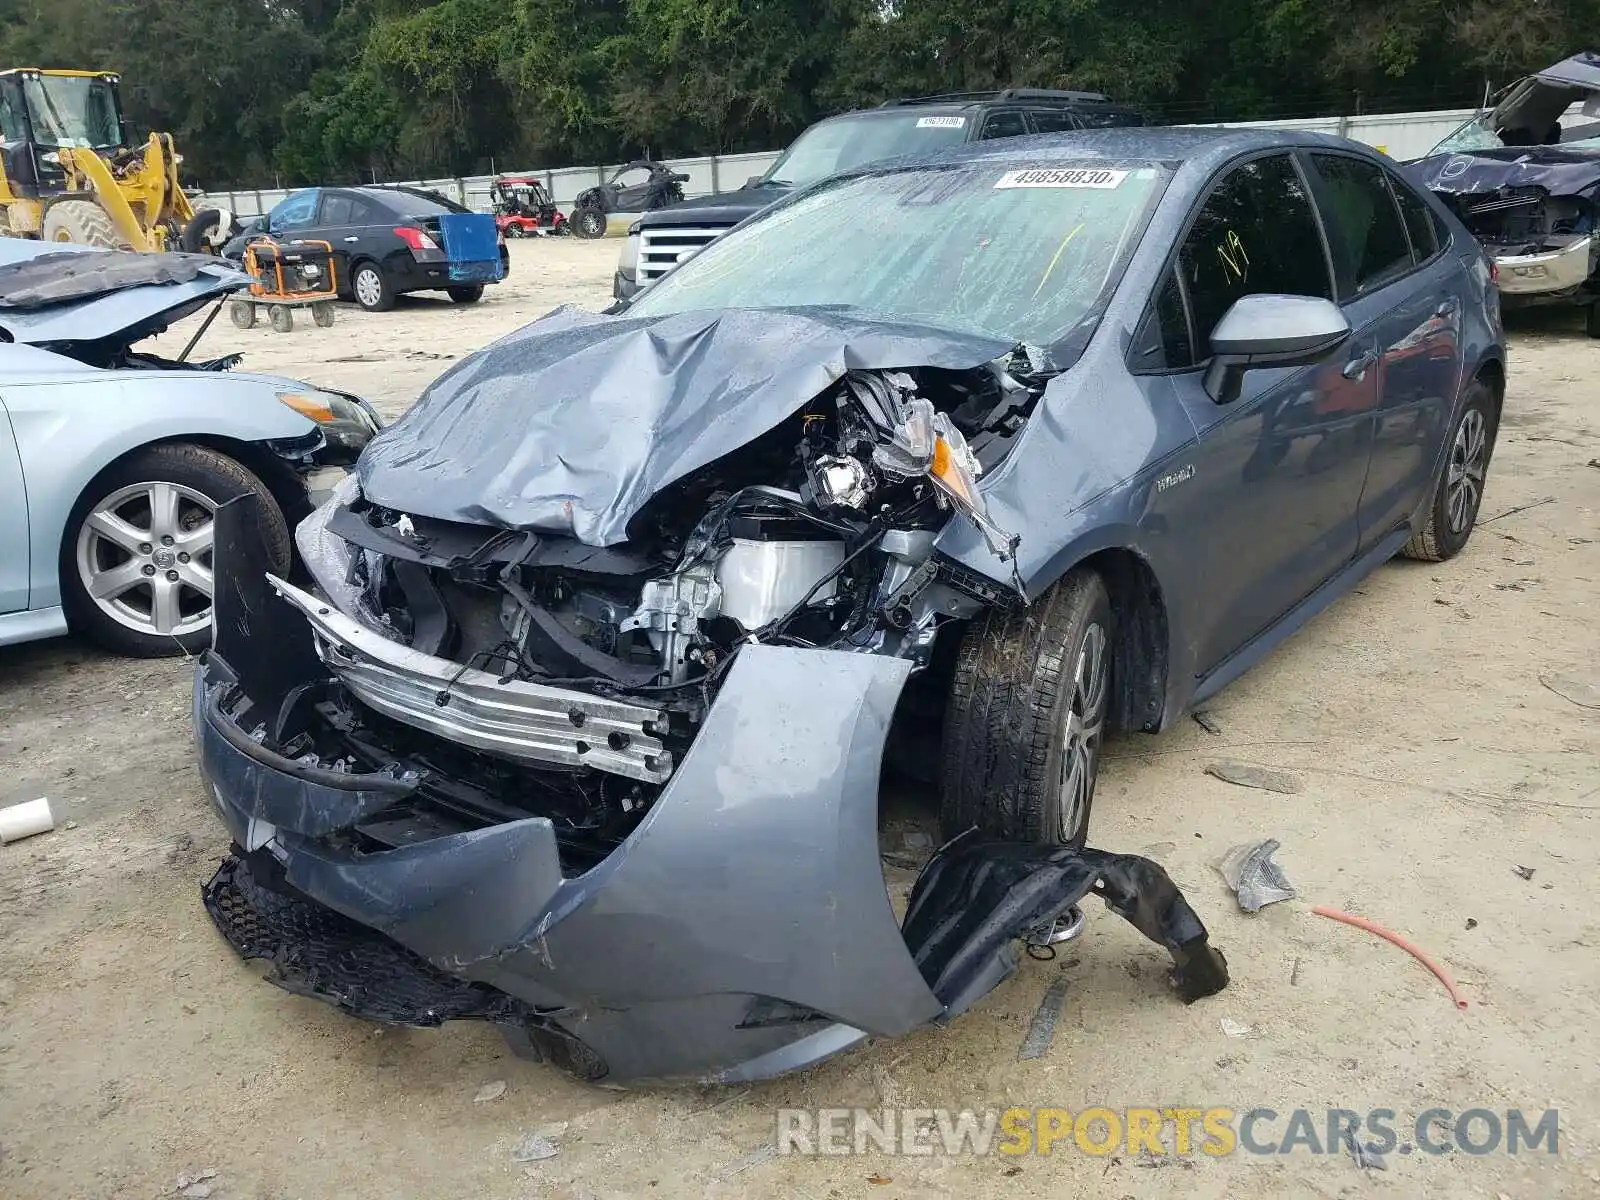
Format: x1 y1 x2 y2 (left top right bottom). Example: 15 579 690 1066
193 500 1227 1082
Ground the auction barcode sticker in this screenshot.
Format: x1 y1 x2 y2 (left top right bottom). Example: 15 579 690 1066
994 168 1128 189
916 116 967 128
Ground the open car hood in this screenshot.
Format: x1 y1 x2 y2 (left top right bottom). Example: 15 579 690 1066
1467 51 1600 148
0 239 248 348
1410 145 1600 198
356 305 1015 546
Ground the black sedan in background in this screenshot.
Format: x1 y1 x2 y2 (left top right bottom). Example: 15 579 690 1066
222 186 510 311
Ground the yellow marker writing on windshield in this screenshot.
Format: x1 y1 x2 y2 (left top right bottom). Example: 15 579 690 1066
1033 223 1085 298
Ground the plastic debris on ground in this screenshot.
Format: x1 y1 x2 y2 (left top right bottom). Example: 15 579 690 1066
510 1129 562 1162
1205 762 1302 794
0 796 54 844
1350 1140 1388 1170
474 1079 507 1103
1539 672 1600 709
1017 976 1072 1061
1216 839 1297 912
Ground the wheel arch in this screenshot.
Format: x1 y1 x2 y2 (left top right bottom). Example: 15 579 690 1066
1472 354 1506 428
45 431 310 613
1073 545 1172 735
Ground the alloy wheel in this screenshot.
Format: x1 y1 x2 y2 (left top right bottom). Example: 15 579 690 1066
355 268 383 309
1446 408 1488 534
75 481 216 638
1058 622 1109 841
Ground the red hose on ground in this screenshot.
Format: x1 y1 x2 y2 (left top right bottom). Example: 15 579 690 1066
1311 906 1469 1011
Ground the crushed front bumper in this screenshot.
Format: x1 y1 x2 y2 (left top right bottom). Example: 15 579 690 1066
194 497 1228 1083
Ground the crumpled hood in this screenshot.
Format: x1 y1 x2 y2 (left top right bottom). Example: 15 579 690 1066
355 305 1014 546
1409 146 1600 199
0 238 248 347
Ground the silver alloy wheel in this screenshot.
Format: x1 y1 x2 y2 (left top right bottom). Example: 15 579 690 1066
74 480 216 637
580 209 604 237
1446 408 1488 534
1058 621 1109 841
355 266 383 309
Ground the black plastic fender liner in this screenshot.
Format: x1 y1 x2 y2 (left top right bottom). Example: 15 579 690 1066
901 833 1229 1018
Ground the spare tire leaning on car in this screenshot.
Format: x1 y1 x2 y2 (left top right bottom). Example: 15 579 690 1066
940 568 1114 848
61 442 291 657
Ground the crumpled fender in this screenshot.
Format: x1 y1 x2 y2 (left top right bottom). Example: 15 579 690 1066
903 834 1230 1018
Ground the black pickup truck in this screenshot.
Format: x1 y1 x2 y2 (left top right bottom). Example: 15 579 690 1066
612 89 1143 301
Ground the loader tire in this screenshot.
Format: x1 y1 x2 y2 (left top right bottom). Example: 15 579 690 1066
42 199 129 249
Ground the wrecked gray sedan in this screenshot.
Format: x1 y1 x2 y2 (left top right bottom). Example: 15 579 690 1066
195 127 1501 1082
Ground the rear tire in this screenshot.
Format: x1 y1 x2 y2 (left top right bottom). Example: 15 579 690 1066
940 569 1114 847
42 199 128 249
269 304 293 333
61 443 291 657
1586 303 1600 339
351 261 394 312
312 301 335 328
447 284 484 304
229 300 256 329
1399 380 1497 562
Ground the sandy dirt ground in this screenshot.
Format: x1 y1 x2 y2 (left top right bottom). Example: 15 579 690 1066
2 238 1598 1199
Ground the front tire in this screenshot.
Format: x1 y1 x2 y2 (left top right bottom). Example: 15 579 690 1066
940 569 1114 847
1400 380 1497 562
42 199 128 249
447 284 484 304
351 261 394 312
572 204 606 239
62 443 291 657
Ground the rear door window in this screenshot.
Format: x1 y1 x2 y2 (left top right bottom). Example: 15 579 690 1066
980 110 1028 140
347 196 385 226
1308 153 1414 296
1389 176 1441 263
319 193 355 226
1177 153 1333 351
1029 110 1077 135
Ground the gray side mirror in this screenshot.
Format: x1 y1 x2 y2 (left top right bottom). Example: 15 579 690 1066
745 175 765 187
1203 294 1350 403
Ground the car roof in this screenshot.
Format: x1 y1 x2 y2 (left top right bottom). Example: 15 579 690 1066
842 125 1393 171
821 98 1143 125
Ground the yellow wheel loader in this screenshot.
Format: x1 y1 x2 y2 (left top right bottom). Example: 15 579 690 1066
0 68 231 252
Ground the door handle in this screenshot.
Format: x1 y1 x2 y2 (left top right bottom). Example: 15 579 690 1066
1342 349 1378 380
343 236 359 243
1435 298 1459 317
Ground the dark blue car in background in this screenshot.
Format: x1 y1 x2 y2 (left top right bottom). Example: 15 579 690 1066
222 185 509 311
197 127 1505 1084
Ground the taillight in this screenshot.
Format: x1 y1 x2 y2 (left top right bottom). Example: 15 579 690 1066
394 226 438 252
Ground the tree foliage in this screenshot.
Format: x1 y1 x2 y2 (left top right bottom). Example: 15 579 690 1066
3 0 1598 185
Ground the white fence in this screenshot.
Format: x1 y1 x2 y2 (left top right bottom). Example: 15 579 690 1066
198 108 1476 219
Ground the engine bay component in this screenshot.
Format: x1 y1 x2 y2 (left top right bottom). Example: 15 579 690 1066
617 562 723 683
809 454 874 510
715 524 846 632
